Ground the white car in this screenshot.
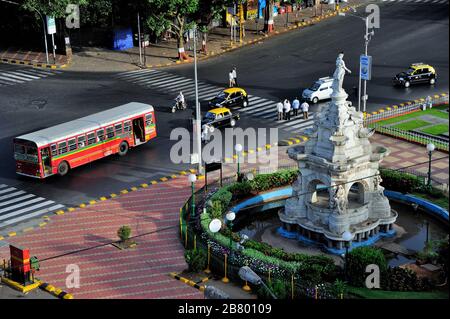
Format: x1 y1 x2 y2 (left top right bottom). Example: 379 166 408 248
302 77 334 104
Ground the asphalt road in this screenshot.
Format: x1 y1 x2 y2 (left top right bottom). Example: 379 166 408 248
0 0 448 234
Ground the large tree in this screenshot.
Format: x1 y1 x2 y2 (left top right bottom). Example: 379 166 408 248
22 0 88 17
143 0 199 60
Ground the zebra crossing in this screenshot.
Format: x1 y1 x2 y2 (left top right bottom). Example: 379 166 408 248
380 0 448 4
116 69 316 134
0 184 64 230
0 67 62 87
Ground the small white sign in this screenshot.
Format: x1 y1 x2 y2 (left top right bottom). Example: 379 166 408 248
47 16 56 34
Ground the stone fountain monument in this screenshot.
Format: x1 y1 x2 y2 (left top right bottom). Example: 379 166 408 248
279 53 397 251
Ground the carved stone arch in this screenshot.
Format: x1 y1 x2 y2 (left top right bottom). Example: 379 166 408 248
307 178 330 208
348 179 370 207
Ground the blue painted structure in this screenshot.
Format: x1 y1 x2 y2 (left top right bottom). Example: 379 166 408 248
229 186 448 255
112 28 133 51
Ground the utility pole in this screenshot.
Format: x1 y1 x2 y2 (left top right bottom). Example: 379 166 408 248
193 25 202 174
362 16 370 113
137 12 143 66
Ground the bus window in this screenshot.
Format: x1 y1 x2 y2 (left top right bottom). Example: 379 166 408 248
51 144 57 156
87 132 96 145
106 126 115 139
14 144 26 155
115 123 123 135
124 121 132 132
145 114 153 126
77 135 86 148
58 141 68 154
68 138 77 151
97 129 105 142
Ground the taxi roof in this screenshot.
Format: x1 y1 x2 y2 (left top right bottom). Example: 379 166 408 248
223 87 246 94
410 63 434 70
208 107 231 114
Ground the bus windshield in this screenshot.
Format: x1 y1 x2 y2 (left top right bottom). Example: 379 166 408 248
14 143 39 163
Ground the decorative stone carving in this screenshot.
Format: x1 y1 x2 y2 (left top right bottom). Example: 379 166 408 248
279 52 397 249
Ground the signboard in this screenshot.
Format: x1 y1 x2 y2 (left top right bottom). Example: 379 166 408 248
360 55 372 81
205 162 222 173
46 16 56 34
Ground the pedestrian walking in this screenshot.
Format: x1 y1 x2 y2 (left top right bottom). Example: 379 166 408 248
283 99 291 121
229 70 235 87
301 100 309 119
292 97 300 117
232 67 238 86
277 101 284 120
426 95 433 109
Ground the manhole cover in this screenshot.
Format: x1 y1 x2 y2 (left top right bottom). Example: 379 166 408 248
30 99 47 110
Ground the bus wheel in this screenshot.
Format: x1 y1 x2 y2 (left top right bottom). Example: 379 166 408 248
57 161 70 176
118 141 129 156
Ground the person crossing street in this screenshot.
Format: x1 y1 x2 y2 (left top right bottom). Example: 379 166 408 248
277 101 284 120
283 99 291 121
229 70 235 87
232 67 238 86
301 100 309 119
292 97 300 117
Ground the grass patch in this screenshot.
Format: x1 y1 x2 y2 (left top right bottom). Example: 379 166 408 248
370 107 449 127
421 124 449 136
347 286 449 299
392 119 430 131
411 192 449 211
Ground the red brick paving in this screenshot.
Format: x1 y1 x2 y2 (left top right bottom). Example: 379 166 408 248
371 133 449 185
0 179 204 299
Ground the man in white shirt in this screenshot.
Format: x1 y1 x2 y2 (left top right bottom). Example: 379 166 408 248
301 100 309 119
229 71 235 87
232 67 238 86
283 99 291 121
277 101 284 120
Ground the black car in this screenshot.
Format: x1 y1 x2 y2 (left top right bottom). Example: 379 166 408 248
201 107 240 130
392 63 437 88
208 88 249 109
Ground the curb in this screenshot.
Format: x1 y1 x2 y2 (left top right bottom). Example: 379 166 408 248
39 282 74 299
169 272 210 292
0 276 42 293
1 57 68 69
144 7 357 70
278 134 309 147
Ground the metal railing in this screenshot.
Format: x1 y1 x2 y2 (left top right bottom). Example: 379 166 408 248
364 93 449 125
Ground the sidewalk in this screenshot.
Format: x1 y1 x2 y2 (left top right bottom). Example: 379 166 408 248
1 2 361 72
0 134 446 299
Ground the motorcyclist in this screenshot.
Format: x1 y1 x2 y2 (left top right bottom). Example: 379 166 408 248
176 91 185 110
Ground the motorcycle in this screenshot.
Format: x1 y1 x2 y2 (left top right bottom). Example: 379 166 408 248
171 99 187 113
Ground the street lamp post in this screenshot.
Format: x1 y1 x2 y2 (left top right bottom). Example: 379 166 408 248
1 0 49 64
188 174 197 218
207 218 222 274
339 9 374 112
193 25 202 175
235 143 243 180
342 231 353 281
223 211 236 284
426 143 435 187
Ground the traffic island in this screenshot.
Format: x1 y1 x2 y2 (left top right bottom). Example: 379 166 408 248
0 276 41 294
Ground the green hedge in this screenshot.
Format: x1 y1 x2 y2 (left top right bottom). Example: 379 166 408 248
380 168 424 193
249 169 298 192
346 247 388 287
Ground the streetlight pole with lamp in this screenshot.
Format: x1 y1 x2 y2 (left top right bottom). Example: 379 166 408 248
339 9 375 113
188 174 197 218
235 143 243 181
426 143 435 188
192 25 203 175
206 218 222 274
222 211 236 284
342 230 353 281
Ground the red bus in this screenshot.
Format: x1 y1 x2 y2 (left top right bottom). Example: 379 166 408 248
13 102 157 178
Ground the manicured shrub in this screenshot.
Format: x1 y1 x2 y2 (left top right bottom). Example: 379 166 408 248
227 181 252 198
257 279 290 299
346 246 388 287
184 249 207 273
380 169 424 193
382 267 432 291
117 225 131 242
249 169 298 192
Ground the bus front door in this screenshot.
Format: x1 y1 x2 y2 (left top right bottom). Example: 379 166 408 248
40 147 52 177
132 118 146 145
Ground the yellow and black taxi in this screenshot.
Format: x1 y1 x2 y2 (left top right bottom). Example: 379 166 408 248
208 87 249 109
393 63 437 88
201 107 240 130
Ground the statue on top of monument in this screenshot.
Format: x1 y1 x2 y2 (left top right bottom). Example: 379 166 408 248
332 52 352 94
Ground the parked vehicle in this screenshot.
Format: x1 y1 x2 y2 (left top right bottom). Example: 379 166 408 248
392 63 437 88
302 76 334 104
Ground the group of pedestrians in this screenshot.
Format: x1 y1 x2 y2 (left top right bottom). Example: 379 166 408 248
277 98 309 121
